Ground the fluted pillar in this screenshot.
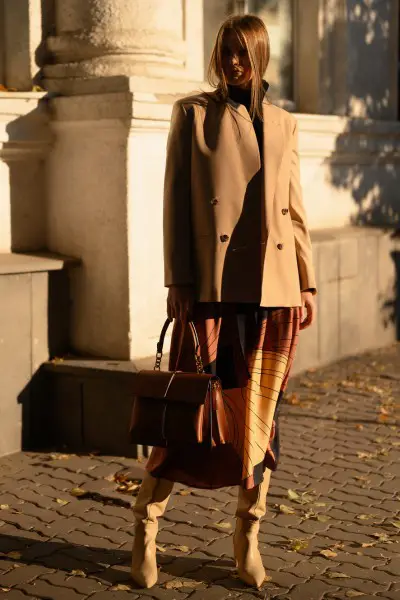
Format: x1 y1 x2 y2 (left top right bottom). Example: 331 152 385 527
45 0 204 360
44 0 203 93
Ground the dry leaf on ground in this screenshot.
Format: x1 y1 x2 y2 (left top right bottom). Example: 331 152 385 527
56 499 69 506
70 488 88 498
361 542 376 548
279 504 296 515
320 549 337 558
391 521 400 529
346 591 365 597
326 571 351 579
169 545 190 553
50 453 71 460
287 489 300 501
165 580 183 589
288 538 309 552
0 505 9 510
178 489 192 496
110 584 132 591
5 552 22 560
70 570 87 578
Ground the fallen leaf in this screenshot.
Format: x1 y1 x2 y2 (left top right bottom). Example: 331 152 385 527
372 532 390 543
326 571 351 579
346 591 365 597
279 504 296 515
357 514 376 521
391 521 400 529
70 488 88 498
111 584 132 591
315 502 326 507
355 424 364 431
178 489 192 496
156 544 166 553
0 505 9 510
317 515 331 522
165 580 183 589
56 499 69 506
330 543 345 550
182 581 203 588
50 453 71 460
361 542 376 548
288 538 309 552
320 549 337 558
357 452 375 460
378 414 389 423
70 570 86 578
6 551 22 560
0 588 11 593
287 489 300 501
213 521 232 529
169 545 190 553
32 85 44 92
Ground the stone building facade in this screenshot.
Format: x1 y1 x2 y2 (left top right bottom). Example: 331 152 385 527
0 0 399 455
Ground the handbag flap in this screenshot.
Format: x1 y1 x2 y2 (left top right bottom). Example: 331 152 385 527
133 370 215 405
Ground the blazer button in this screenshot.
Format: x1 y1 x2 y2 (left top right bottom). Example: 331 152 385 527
210 198 219 205
220 234 229 243
277 243 284 250
282 208 288 215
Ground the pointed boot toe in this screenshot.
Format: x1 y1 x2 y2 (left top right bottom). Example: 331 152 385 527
233 522 266 588
131 523 158 588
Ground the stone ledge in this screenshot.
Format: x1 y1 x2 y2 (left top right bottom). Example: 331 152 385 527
310 225 397 243
0 252 81 275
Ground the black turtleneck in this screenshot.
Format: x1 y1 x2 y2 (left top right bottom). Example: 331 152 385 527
226 82 269 158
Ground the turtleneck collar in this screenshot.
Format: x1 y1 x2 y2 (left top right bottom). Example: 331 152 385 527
226 80 269 111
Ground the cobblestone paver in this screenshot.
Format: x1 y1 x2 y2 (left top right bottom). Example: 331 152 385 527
1 344 399 599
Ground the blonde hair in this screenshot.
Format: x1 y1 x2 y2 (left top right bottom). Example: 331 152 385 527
207 14 270 120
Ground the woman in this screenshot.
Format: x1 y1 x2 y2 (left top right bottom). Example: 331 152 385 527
131 14 317 590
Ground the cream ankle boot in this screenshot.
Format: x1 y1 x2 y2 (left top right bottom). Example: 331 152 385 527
131 472 174 588
233 469 272 588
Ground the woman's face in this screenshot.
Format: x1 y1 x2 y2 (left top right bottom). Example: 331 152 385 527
221 30 252 88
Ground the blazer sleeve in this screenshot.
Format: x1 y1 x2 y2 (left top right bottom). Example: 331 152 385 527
289 117 317 295
163 101 194 288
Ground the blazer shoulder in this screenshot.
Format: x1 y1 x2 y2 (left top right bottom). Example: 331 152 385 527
173 90 215 114
264 102 297 134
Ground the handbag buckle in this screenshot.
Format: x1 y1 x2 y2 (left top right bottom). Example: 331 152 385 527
154 352 163 370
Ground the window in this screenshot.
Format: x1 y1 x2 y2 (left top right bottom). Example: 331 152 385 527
203 0 294 107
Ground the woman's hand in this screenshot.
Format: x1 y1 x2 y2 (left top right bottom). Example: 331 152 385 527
300 290 316 330
167 285 195 321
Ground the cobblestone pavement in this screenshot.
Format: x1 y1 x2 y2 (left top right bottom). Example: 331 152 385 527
1 344 399 600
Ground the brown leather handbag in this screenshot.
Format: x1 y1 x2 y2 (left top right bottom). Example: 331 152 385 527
129 318 229 448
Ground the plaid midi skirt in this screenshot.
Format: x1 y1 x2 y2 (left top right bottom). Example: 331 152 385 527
146 303 301 490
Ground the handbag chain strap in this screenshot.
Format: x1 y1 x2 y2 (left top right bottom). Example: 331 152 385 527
154 318 205 374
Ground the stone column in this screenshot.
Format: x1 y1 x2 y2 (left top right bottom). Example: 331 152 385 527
44 0 203 93
45 0 205 361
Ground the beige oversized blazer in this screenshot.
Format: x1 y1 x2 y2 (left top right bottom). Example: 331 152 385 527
163 90 317 307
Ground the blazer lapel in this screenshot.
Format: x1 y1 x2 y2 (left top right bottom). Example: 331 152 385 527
225 100 261 183
262 102 284 230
